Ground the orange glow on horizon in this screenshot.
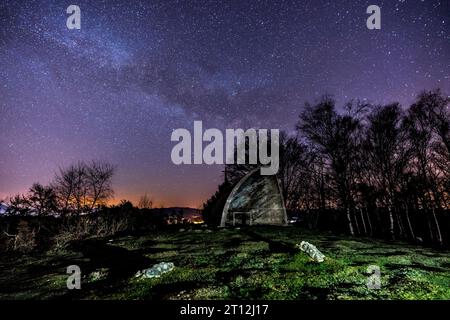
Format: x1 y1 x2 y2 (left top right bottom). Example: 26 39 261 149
107 194 204 209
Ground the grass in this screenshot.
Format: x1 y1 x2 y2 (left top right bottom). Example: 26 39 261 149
0 226 449 300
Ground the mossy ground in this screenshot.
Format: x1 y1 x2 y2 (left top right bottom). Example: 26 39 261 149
0 226 449 300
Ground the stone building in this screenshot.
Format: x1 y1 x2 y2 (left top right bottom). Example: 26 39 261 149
220 168 287 226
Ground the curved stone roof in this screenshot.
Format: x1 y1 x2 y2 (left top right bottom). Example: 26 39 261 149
220 168 287 226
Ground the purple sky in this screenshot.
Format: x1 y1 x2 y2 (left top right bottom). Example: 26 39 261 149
1 0 449 207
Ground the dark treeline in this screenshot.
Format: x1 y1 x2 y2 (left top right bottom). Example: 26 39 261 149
1 161 160 252
0 201 176 252
204 89 450 247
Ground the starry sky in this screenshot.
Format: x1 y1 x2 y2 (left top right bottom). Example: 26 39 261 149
0 0 449 207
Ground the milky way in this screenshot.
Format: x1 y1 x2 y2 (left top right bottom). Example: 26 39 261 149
0 0 449 207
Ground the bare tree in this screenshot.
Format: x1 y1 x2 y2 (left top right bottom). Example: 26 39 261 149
404 90 449 245
52 161 115 215
365 103 411 239
412 90 450 207
5 194 30 216
85 161 115 210
27 183 58 215
52 163 80 213
297 96 362 235
278 132 316 212
138 193 153 209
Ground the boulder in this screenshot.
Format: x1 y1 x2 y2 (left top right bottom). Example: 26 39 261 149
135 262 175 279
296 241 325 262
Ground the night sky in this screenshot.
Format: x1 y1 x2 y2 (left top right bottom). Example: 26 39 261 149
1 0 449 207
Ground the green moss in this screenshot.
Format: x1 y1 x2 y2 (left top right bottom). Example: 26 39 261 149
1 226 449 300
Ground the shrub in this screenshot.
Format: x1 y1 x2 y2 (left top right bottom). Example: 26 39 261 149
11 220 38 252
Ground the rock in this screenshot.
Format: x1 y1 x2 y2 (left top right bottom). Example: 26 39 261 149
296 241 325 262
179 228 186 232
135 262 175 279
